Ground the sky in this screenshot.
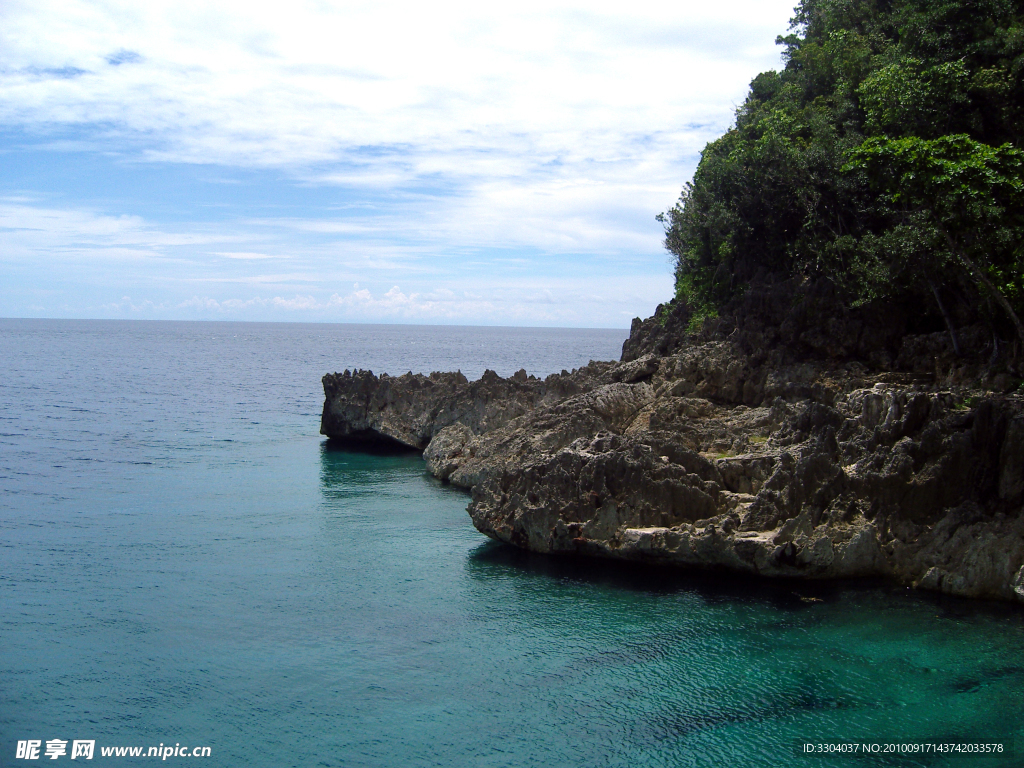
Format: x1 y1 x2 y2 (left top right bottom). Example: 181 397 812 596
0 0 797 328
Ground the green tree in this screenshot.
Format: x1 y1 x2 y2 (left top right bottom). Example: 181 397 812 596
662 0 1024 342
846 134 1024 345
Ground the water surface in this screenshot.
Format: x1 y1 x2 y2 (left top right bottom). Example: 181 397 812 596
2 319 1022 767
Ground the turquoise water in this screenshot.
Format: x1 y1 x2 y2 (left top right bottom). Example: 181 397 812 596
2 319 1023 767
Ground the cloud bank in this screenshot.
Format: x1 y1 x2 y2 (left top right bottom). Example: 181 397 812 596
0 0 796 326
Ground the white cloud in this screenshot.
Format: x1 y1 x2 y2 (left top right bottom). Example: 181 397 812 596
0 202 251 260
155 279 671 325
0 1 792 177
0 0 795 324
213 251 279 260
0 198 675 325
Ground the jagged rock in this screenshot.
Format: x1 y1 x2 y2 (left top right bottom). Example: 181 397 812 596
320 285 1024 603
423 423 473 481
999 416 1024 501
320 362 615 449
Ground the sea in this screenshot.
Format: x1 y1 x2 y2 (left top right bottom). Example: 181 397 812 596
2 318 1023 767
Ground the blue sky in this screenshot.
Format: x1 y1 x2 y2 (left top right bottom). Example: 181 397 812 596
0 0 795 328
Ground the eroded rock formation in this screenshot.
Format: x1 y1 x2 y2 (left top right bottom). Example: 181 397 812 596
321 283 1024 602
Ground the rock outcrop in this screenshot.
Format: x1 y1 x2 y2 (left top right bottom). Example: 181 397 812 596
320 363 613 449
321 283 1024 603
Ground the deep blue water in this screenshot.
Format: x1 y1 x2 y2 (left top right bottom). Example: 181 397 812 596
2 318 1024 767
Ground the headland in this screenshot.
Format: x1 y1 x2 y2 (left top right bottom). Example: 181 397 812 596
322 279 1024 603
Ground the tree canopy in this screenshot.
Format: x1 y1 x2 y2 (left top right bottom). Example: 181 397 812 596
661 0 1024 347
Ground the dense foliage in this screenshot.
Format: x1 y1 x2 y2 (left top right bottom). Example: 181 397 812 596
661 0 1024 345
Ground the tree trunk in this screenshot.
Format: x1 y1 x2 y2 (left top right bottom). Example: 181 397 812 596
943 231 1024 350
927 277 961 357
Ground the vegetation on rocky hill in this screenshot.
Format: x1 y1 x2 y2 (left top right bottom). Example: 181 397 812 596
661 0 1024 357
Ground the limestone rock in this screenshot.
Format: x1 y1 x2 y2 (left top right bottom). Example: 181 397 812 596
423 424 474 481
320 288 1024 603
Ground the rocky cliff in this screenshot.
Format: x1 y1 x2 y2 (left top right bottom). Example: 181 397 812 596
321 282 1024 603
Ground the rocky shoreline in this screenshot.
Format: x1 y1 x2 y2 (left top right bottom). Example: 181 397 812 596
321 287 1024 603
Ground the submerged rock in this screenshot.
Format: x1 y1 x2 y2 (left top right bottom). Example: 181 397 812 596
321 289 1024 603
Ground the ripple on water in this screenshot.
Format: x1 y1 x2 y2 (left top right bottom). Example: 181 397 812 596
2 320 1022 767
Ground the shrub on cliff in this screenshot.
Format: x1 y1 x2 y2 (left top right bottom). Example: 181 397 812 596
660 0 1024 353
